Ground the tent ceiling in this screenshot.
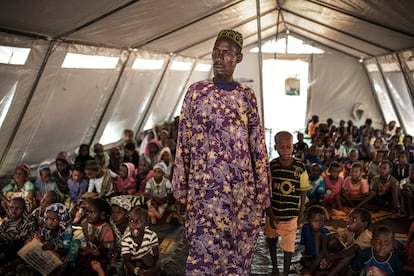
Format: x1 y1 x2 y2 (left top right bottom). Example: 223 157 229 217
1 0 413 58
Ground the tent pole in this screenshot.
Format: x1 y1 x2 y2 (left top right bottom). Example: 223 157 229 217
375 57 407 131
396 52 414 100
255 0 265 125
88 51 132 146
362 62 387 125
169 60 197 122
0 41 55 171
135 55 174 134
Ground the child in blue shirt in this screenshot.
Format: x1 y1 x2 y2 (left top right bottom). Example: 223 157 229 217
300 205 331 275
67 165 88 204
306 163 325 207
351 224 404 275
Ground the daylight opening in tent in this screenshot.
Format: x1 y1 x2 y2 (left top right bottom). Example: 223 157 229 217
132 58 164 70
171 61 192 71
0 81 17 129
61 53 119 69
195 63 211 72
0 45 31 65
250 36 324 54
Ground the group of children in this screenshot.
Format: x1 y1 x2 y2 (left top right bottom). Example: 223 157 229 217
0 127 181 275
266 130 408 276
296 117 414 220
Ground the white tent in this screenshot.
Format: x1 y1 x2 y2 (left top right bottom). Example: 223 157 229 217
1 0 414 179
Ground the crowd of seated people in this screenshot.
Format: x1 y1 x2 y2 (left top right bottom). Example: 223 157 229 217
299 116 414 219
295 116 413 274
1 114 414 275
0 120 181 275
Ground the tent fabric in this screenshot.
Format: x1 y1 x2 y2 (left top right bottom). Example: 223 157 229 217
0 0 414 178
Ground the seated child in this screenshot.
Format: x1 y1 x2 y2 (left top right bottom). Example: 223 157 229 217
350 224 404 275
343 149 359 178
40 203 73 270
299 205 331 275
306 163 326 207
1 164 35 213
321 136 335 167
323 161 346 216
115 162 136 195
370 160 400 218
145 162 172 224
85 160 117 197
342 162 375 209
320 208 373 276
34 163 59 202
32 190 58 230
0 197 35 262
392 150 410 182
294 132 309 161
121 206 160 276
77 197 114 274
94 143 110 169
109 195 132 274
367 149 386 183
67 164 88 204
304 145 325 172
159 147 173 180
401 165 414 219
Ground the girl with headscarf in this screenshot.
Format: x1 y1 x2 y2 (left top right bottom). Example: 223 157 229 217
115 162 136 195
52 152 71 195
1 164 35 212
109 195 132 273
40 203 72 259
144 139 161 168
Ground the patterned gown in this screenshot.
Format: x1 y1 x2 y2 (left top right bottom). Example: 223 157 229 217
172 79 271 275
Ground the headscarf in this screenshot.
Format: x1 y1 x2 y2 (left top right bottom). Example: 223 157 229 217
153 162 167 175
15 163 31 178
110 195 132 211
41 203 72 242
116 162 136 195
144 139 161 157
158 147 172 162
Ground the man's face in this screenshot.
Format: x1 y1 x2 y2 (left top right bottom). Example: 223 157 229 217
212 38 241 82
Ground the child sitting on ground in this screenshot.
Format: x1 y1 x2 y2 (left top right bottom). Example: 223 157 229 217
306 163 326 207
32 190 59 230
34 163 59 202
370 160 400 218
1 164 35 213
93 143 110 169
145 162 172 224
77 197 114 274
320 208 373 276
299 205 331 275
304 145 325 172
67 164 88 204
121 206 160 276
0 197 35 262
367 149 386 184
392 150 410 182
350 224 404 275
115 162 136 195
40 203 73 272
343 149 359 178
293 132 309 161
323 161 346 216
342 162 375 209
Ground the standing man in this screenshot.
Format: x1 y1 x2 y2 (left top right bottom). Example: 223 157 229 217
172 29 271 275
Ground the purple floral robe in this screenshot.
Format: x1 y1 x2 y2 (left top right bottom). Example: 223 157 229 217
172 79 271 275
